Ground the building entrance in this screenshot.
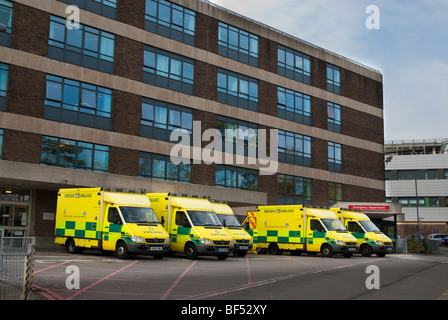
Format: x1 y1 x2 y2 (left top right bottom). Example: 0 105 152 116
0 188 31 236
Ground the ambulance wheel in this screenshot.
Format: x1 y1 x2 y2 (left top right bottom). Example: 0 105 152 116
268 243 282 255
321 244 334 258
67 238 81 254
185 243 198 260
116 241 130 259
360 244 373 257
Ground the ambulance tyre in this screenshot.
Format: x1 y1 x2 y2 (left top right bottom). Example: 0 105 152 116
116 241 130 259
268 243 283 255
66 238 82 254
185 243 198 260
321 244 334 258
360 244 373 257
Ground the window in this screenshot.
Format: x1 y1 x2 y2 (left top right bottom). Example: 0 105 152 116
327 102 341 133
217 69 258 111
41 136 109 172
216 116 258 156
58 0 116 19
328 182 342 205
141 98 193 142
278 130 312 167
277 174 312 205
0 63 7 111
139 152 191 183
328 142 342 172
278 45 311 84
398 197 438 208
277 87 311 125
48 15 115 73
44 75 112 130
310 219 325 233
327 64 341 94
143 46 194 94
218 22 258 67
0 0 12 47
0 128 3 159
145 0 195 46
397 170 438 180
215 165 258 191
445 170 448 179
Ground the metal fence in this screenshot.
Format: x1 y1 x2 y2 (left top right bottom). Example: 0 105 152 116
395 238 441 254
0 230 36 300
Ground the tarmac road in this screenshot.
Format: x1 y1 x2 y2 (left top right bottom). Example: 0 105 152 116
29 244 448 302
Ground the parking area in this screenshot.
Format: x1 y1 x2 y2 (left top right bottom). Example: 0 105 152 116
28 243 448 303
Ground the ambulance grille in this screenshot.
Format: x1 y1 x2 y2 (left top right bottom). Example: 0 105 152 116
213 240 230 246
345 242 357 246
236 239 250 244
145 238 165 244
384 242 392 246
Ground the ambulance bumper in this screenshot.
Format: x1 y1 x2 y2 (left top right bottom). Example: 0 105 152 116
234 243 253 252
127 242 171 255
372 245 393 254
332 245 358 254
196 244 234 255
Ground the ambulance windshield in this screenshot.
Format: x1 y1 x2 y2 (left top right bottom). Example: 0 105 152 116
188 211 223 227
359 220 380 232
216 214 241 228
120 206 160 224
321 219 347 232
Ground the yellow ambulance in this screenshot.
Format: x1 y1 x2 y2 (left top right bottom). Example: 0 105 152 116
55 188 170 259
331 208 393 257
147 193 234 260
210 201 253 257
246 205 358 257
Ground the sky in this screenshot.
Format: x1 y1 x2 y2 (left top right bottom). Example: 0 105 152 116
210 0 448 142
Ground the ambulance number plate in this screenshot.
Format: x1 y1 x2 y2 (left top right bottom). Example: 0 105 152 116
150 247 163 251
217 248 228 253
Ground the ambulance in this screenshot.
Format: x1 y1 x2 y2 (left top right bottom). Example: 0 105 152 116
246 205 358 257
331 208 393 257
147 193 234 260
210 201 253 257
55 188 170 259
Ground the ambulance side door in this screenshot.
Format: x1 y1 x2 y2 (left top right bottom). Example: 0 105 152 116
171 210 191 252
306 218 326 252
102 206 123 251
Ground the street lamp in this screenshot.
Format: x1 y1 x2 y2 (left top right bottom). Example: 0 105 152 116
414 169 426 236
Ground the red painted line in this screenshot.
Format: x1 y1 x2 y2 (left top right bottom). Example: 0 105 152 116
34 258 82 274
32 285 65 301
31 258 83 300
66 260 139 300
160 260 197 300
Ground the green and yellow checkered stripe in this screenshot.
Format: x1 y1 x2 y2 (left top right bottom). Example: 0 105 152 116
258 230 304 243
55 220 100 239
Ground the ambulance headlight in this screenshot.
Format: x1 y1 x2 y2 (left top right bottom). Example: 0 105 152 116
165 237 171 244
200 238 213 245
335 240 345 245
230 239 235 245
131 236 145 243
375 240 383 245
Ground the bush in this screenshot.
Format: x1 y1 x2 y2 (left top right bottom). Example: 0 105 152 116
407 239 427 253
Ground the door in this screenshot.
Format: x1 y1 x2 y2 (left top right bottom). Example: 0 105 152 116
306 218 326 252
347 221 365 240
102 206 124 251
170 210 191 252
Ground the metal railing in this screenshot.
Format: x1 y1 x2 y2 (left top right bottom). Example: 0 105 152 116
0 230 36 300
395 238 441 254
